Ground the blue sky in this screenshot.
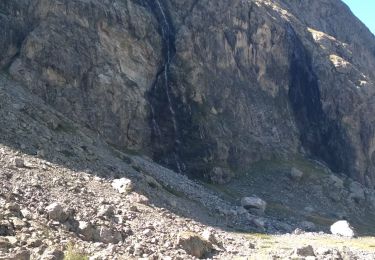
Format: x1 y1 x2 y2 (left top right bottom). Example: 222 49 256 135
342 0 375 35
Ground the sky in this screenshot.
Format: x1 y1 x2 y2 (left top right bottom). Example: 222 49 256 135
342 0 375 35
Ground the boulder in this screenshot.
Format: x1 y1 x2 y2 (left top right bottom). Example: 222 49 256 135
330 220 355 238
13 158 25 168
290 167 304 181
177 232 213 258
45 203 68 222
97 205 115 218
0 237 12 249
78 221 96 241
294 245 315 257
98 226 122 244
111 178 133 194
241 196 267 214
0 220 15 236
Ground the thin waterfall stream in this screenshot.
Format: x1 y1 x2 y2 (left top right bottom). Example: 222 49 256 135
146 0 184 173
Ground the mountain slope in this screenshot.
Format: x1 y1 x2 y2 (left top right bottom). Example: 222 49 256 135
1 0 375 185
1 69 375 259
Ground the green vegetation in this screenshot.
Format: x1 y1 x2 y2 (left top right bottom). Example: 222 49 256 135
64 242 89 260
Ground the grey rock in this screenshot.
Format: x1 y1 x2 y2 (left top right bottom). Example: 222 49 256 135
0 220 15 236
78 221 96 241
0 237 12 249
41 248 64 260
98 226 122 244
294 245 315 257
45 203 68 222
97 205 115 218
290 167 304 181
300 221 316 231
241 196 267 214
13 158 25 168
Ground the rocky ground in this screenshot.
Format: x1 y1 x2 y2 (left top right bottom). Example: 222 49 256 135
1 74 375 260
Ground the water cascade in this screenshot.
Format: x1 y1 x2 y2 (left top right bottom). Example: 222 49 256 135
145 0 184 173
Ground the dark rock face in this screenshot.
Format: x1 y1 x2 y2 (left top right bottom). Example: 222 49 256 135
1 0 375 185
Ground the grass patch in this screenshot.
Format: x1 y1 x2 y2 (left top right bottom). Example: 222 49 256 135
198 181 237 201
161 183 185 198
64 242 89 260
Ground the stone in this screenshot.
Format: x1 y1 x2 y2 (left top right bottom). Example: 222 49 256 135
20 209 33 220
10 217 27 229
250 217 266 229
41 248 64 260
78 221 96 241
142 229 152 237
97 205 115 218
112 178 133 194
99 226 122 244
330 220 355 238
13 158 25 168
241 196 267 214
45 203 68 222
290 167 304 181
0 220 15 236
294 245 315 257
177 232 212 258
207 167 234 184
300 221 316 231
201 229 222 249
329 175 344 189
27 238 43 248
349 181 365 202
7 250 31 260
0 237 12 249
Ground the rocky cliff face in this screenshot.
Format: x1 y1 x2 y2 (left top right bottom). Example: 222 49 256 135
1 0 375 185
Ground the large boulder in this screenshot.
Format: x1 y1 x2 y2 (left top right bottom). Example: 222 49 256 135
241 196 267 214
330 220 356 238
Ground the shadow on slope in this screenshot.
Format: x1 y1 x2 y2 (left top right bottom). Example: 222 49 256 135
1 70 375 242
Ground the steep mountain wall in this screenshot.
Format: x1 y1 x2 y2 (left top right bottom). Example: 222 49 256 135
1 0 375 185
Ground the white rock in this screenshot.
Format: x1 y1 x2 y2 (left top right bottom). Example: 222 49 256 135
330 220 355 238
111 178 133 194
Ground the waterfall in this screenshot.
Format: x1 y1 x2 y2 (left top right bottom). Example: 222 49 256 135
146 0 184 173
